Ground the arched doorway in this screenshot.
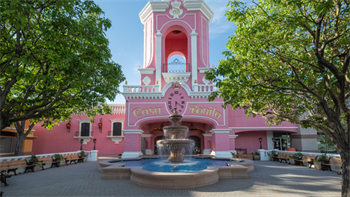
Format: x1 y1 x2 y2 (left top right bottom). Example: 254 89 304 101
154 136 165 155
188 136 201 154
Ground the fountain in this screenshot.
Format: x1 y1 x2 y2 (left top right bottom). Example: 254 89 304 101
157 108 194 163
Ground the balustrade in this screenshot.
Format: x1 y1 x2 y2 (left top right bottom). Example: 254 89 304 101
192 84 217 92
123 85 160 93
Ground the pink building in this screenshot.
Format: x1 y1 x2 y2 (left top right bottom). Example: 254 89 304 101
32 0 318 157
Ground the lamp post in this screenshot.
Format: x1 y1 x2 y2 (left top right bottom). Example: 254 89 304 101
93 138 97 150
80 139 83 151
259 137 262 149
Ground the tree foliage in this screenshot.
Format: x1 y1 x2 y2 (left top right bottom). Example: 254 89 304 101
0 0 125 130
205 0 349 195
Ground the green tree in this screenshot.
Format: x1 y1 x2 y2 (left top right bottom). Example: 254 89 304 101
318 134 336 152
0 0 125 155
205 0 350 195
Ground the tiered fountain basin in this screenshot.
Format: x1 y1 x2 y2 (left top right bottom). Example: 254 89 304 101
99 156 254 189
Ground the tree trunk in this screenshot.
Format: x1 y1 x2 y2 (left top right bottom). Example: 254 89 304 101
14 120 34 156
341 151 350 197
14 134 26 156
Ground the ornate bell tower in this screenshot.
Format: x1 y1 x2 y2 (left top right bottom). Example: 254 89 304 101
138 0 214 90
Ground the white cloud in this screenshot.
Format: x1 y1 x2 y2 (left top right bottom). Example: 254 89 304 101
204 0 236 35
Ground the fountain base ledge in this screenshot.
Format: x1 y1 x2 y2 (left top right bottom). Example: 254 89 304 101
99 157 253 189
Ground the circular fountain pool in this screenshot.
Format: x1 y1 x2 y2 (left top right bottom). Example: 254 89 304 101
109 158 243 173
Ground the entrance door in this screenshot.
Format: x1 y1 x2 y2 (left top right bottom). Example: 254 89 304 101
154 136 165 155
141 138 146 155
188 136 201 154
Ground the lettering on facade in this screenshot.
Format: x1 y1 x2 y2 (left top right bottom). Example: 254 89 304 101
133 107 161 117
188 105 222 119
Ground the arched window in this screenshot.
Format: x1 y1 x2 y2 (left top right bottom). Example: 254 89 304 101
167 55 186 73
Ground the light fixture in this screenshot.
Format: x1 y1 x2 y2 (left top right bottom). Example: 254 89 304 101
259 137 262 149
80 139 84 151
98 118 102 133
66 120 71 133
189 123 200 130
93 138 97 150
154 123 164 131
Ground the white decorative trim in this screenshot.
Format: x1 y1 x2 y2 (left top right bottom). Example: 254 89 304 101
229 127 298 129
266 131 274 150
210 129 231 134
121 152 140 159
107 136 124 144
162 72 191 83
169 0 183 19
198 67 212 73
142 76 151 86
202 75 209 85
78 119 92 138
138 68 155 74
123 130 144 135
110 119 124 137
139 1 170 24
142 134 153 138
229 135 239 138
191 29 198 86
203 149 212 154
210 150 232 158
183 0 214 22
145 149 154 155
157 14 196 31
202 133 212 137
155 30 162 91
4 127 36 132
73 136 93 145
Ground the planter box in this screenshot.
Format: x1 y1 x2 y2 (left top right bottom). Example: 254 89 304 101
253 155 260 160
59 160 66 166
33 164 42 172
84 157 87 162
314 162 322 170
289 159 295 165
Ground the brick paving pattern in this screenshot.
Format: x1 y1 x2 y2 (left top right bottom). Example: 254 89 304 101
1 161 341 197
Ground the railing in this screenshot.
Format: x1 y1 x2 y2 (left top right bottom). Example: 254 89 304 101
193 84 218 92
163 63 190 73
123 85 160 93
75 131 93 137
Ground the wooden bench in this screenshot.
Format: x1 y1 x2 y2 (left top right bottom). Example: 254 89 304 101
1 170 11 186
236 151 253 160
0 160 36 175
321 158 342 171
39 157 60 169
280 153 294 163
63 154 82 165
295 155 316 166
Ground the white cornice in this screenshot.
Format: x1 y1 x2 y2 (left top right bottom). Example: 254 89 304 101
139 1 170 24
162 72 191 83
198 67 212 73
142 134 153 137
138 68 155 75
229 135 239 138
229 127 298 129
123 130 144 135
210 129 231 134
107 136 124 144
202 133 212 137
183 0 214 22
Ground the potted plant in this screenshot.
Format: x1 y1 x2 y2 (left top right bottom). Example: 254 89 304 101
231 153 237 158
313 158 322 170
29 155 43 171
289 156 295 165
79 150 88 162
269 154 273 161
294 152 303 160
54 154 65 166
271 150 278 156
252 151 260 160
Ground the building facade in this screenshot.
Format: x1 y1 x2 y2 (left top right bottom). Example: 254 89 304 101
30 0 318 157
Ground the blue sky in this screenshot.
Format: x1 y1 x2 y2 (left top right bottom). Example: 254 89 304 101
94 0 239 104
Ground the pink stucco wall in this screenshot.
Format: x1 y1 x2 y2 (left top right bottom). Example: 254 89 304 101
235 131 268 153
32 114 125 155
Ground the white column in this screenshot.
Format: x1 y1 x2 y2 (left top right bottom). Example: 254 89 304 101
87 150 98 162
266 131 274 150
155 30 162 91
142 134 154 155
191 30 198 87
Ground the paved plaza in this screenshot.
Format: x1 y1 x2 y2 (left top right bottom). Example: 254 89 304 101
1 160 341 197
